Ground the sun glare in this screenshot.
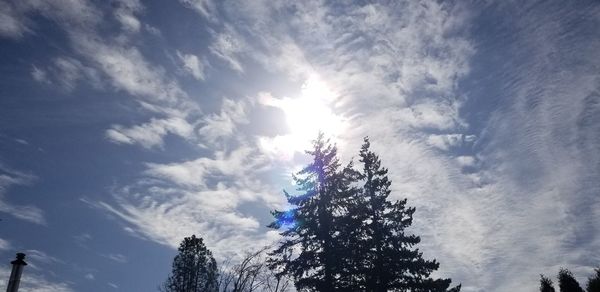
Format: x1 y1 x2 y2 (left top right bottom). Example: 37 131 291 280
260 74 346 159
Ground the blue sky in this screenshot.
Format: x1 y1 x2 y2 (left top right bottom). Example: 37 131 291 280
0 0 599 291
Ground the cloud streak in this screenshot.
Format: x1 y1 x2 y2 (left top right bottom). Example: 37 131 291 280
0 164 45 225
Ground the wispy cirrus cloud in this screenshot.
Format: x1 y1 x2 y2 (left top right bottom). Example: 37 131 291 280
106 117 195 149
0 266 73 292
209 25 246 73
197 98 250 146
30 65 50 84
96 88 288 258
33 57 103 91
112 0 143 33
0 249 73 292
1 0 199 149
176 51 206 81
0 1 29 38
178 0 216 20
0 164 45 225
456 3 600 290
101 253 128 264
0 238 11 251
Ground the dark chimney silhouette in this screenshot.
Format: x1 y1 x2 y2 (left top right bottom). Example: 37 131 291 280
6 253 27 292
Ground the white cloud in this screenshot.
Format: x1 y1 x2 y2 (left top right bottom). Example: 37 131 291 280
31 57 103 91
209 26 245 73
71 37 198 148
0 0 101 40
176 51 205 80
11 0 101 32
72 233 92 246
25 249 63 267
144 23 161 36
255 41 315 81
55 57 103 90
0 1 29 38
106 117 195 149
396 101 463 130
31 66 50 84
455 155 476 168
73 38 187 105
0 266 73 292
102 253 128 264
98 137 285 258
456 4 600 289
84 273 95 280
98 184 280 259
5 0 196 149
112 0 143 33
144 144 267 188
178 0 216 20
0 202 45 225
198 98 249 145
0 250 72 292
427 134 465 151
0 238 11 250
0 165 45 225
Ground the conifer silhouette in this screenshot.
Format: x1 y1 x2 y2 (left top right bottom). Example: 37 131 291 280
586 268 600 292
558 268 584 292
269 135 459 291
268 133 354 291
161 235 218 292
540 274 556 292
349 137 459 291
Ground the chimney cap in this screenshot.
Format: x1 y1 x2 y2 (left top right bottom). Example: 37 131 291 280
11 253 27 266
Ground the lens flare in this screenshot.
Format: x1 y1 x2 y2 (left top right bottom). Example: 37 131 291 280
277 210 297 228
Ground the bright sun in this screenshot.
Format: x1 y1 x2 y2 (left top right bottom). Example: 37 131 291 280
260 74 346 159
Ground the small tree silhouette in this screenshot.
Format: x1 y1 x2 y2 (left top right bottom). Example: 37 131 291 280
586 268 600 292
540 274 556 292
558 268 584 292
161 235 219 292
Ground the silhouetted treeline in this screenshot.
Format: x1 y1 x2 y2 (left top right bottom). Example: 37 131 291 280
540 267 600 292
268 134 460 291
162 135 460 291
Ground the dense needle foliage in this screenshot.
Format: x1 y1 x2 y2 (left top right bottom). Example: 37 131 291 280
161 235 219 292
540 275 556 292
587 268 600 292
268 134 460 291
559 268 585 292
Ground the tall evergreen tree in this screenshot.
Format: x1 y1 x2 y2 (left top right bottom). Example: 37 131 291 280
350 137 459 292
269 135 460 291
161 235 219 292
541 275 557 292
586 268 600 292
268 133 353 291
559 268 584 292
